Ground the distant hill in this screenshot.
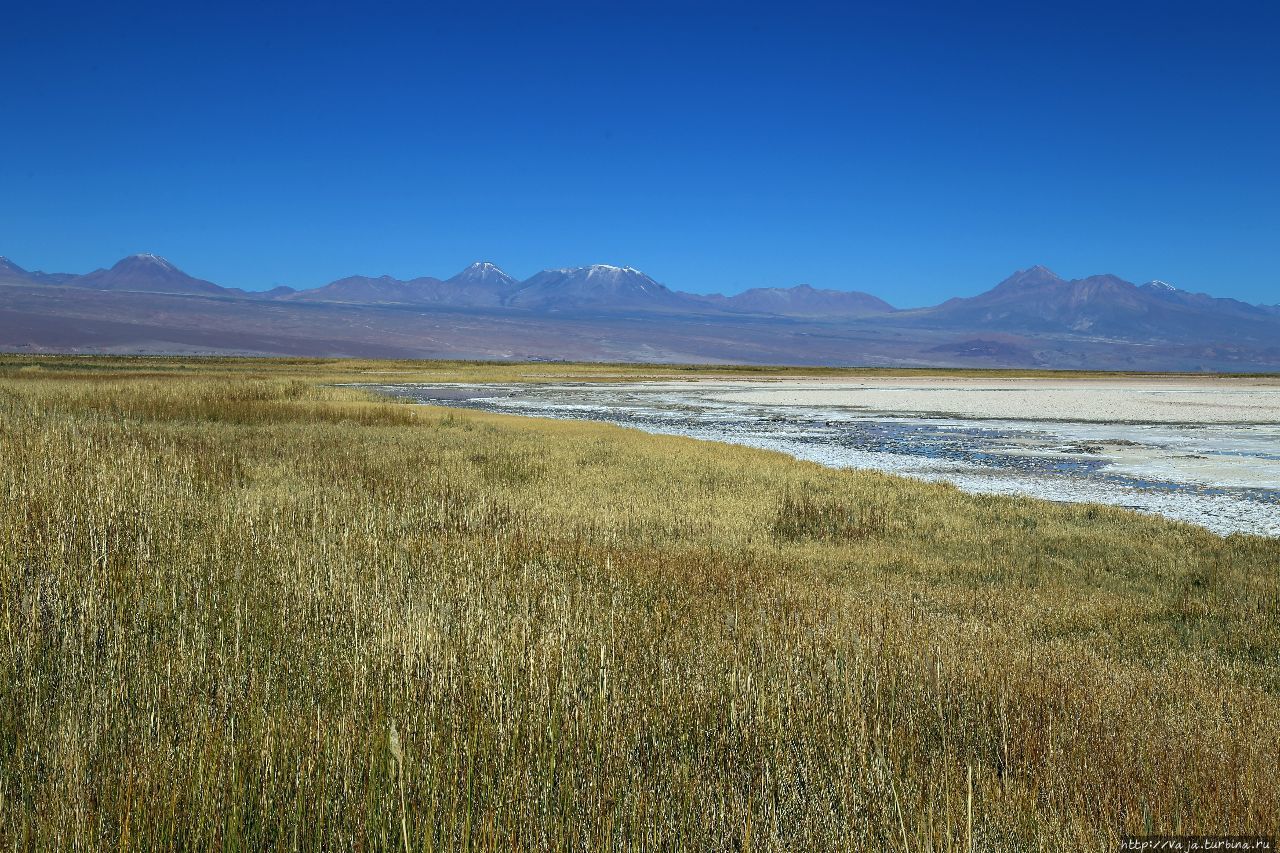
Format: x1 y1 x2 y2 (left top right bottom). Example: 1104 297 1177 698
714 283 895 317
1138 279 1276 321
912 265 1279 344
286 262 521 308
2 253 1277 370
504 265 702 313
70 254 233 296
447 261 518 291
0 256 77 286
0 258 30 285
285 274 451 305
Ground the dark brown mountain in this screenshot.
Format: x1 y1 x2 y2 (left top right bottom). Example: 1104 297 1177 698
447 261 518 291
1138 280 1275 320
69 253 232 296
714 283 895 317
28 271 79 284
0 257 31 284
286 262 518 307
909 265 1280 343
0 257 76 285
2 254 1278 370
505 265 704 312
284 274 450 305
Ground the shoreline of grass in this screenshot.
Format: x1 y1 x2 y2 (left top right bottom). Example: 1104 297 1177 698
5 351 1280 382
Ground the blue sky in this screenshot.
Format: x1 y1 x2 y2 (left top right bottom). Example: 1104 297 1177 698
2 0 1277 306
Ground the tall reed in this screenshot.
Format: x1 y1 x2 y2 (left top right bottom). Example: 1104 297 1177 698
0 358 1277 850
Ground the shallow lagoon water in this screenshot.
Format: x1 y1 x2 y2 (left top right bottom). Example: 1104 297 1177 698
367 382 1280 538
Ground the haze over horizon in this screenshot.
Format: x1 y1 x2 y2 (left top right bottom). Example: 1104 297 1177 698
3 0 1277 306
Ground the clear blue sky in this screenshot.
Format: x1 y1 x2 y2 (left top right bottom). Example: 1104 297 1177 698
2 0 1277 306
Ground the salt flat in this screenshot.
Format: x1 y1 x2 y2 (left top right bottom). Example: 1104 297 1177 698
371 375 1280 536
682 376 1280 424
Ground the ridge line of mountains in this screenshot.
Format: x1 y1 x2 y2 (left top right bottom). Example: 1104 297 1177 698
1 254 903 317
2 253 1277 370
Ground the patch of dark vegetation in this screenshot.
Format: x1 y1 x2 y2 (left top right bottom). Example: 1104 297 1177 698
466 450 545 486
771 490 888 542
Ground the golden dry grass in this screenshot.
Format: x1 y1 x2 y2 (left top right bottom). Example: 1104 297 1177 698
1 356 1277 850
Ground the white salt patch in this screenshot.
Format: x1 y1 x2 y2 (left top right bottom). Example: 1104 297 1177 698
372 378 1280 538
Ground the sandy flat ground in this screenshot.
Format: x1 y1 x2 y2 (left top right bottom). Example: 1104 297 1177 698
663 376 1280 424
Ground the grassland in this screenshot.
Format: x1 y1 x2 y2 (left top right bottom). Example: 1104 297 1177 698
1 356 1278 850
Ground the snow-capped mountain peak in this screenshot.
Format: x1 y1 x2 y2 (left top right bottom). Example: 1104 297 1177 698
66 252 228 295
993 265 1064 291
0 256 29 280
585 264 641 274
506 263 681 309
446 261 517 288
126 253 178 271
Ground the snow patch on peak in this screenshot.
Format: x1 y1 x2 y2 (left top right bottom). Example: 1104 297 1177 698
585 264 645 277
129 253 177 271
1020 264 1061 277
1143 280 1179 292
446 261 516 290
452 261 514 284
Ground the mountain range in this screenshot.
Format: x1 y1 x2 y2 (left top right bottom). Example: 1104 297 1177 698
1 253 1277 370
0 255 902 317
